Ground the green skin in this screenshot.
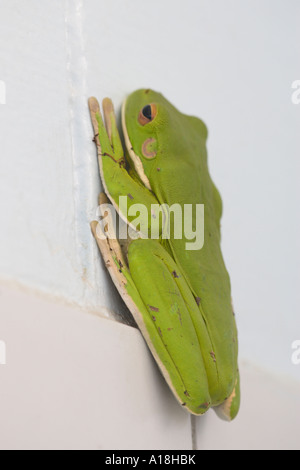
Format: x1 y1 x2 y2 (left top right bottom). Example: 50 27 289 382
89 89 240 420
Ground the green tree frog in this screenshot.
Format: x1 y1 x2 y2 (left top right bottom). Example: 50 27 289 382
89 90 240 420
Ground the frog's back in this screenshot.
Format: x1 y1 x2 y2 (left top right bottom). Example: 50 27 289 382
150 112 238 404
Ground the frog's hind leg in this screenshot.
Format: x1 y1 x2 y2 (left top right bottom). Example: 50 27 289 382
125 238 213 415
91 203 212 414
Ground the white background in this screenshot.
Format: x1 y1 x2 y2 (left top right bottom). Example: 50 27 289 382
0 0 299 449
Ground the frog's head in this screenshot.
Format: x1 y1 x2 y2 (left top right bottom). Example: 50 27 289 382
122 89 208 191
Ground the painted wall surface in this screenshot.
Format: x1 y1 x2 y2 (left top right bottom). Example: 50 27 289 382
0 0 299 449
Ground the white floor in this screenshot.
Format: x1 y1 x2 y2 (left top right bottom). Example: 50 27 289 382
0 282 299 450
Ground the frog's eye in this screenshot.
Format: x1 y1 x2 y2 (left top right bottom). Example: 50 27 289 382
138 104 157 126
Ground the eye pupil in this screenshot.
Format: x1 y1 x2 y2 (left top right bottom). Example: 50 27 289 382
142 105 152 120
138 103 157 126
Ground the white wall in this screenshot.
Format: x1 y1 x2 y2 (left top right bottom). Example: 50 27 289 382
0 0 299 450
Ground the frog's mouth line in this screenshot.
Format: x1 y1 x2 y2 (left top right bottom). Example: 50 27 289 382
121 98 152 192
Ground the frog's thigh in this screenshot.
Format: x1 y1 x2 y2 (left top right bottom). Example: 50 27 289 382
127 238 211 413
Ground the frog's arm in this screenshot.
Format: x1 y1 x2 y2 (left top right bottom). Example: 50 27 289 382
89 97 161 236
